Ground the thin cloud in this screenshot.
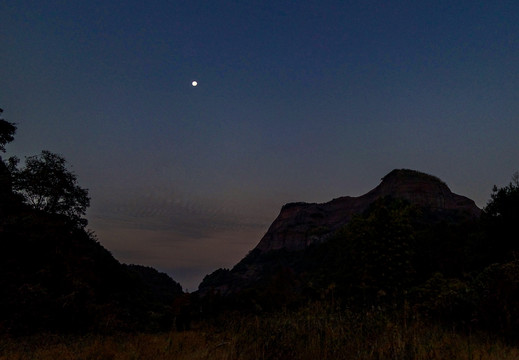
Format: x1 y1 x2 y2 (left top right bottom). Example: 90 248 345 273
89 185 271 239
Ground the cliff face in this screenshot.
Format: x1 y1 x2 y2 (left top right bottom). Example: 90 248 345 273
255 169 481 253
198 169 482 296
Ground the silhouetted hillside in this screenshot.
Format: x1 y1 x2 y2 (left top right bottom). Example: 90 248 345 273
125 264 183 304
0 167 183 335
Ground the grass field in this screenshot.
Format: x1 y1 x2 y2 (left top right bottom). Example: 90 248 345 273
2 304 518 360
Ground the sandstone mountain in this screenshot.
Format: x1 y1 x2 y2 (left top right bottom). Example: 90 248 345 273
199 169 481 296
256 169 481 253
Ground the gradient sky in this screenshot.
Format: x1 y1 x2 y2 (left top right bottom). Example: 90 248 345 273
1 0 518 291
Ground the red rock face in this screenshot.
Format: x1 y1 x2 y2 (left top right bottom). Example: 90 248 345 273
255 169 481 253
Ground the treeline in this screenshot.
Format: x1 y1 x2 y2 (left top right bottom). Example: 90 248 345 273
0 109 184 335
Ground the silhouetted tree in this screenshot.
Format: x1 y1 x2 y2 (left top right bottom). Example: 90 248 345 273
9 150 90 228
482 172 519 261
303 198 418 305
0 108 17 153
0 108 17 201
342 198 417 303
485 172 519 220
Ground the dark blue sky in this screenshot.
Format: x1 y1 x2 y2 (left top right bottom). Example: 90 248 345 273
2 0 518 290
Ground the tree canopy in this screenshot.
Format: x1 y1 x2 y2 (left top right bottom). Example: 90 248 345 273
485 172 519 220
0 108 17 153
9 150 90 228
482 172 519 261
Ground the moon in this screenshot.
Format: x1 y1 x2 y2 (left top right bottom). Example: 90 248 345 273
192 81 198 87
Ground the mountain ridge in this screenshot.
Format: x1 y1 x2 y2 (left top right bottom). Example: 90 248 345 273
255 169 480 253
199 169 482 296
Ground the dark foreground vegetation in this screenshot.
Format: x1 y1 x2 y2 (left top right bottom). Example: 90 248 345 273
2 108 519 358
2 303 519 360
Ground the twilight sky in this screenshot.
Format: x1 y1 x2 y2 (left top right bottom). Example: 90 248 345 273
1 0 518 291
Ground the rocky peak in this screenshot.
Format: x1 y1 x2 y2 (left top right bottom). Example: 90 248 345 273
255 169 481 253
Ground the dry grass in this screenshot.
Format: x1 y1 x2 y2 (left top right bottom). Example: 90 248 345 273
1 305 518 360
